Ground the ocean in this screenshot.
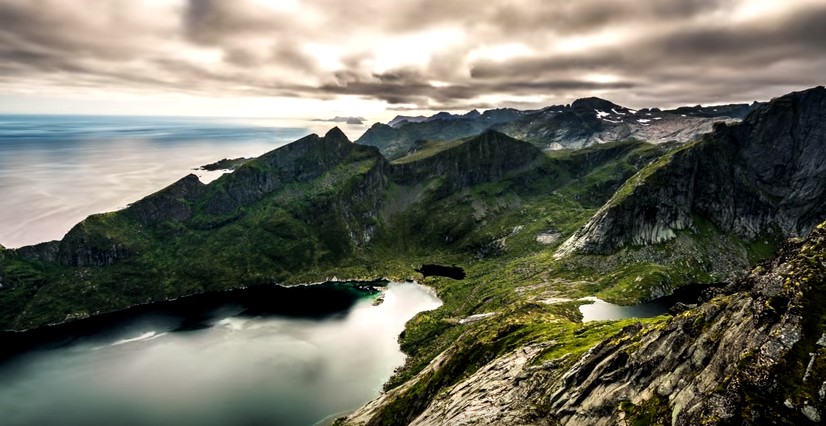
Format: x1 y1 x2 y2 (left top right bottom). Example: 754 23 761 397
0 114 321 248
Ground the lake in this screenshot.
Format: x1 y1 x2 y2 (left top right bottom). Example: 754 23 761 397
577 283 722 321
0 282 441 426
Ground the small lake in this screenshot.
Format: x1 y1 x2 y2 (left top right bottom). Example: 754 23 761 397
0 282 441 426
578 296 670 321
578 284 721 321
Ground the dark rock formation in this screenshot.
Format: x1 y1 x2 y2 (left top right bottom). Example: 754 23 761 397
389 130 543 196
557 86 826 256
15 241 60 263
125 174 206 224
198 157 251 171
357 110 524 159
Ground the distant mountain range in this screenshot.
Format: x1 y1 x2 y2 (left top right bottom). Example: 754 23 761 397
358 97 760 159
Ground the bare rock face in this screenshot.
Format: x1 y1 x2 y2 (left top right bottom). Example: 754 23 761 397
545 224 826 425
556 86 826 257
125 174 206 224
389 130 544 196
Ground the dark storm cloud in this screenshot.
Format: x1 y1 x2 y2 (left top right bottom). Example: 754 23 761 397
1 0 824 111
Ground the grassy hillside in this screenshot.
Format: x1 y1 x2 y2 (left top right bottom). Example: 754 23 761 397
0 130 666 331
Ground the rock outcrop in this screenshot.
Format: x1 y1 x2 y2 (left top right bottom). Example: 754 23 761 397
556 86 826 257
126 174 207 224
544 223 826 425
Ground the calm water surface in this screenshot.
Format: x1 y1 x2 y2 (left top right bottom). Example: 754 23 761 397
0 282 441 426
0 115 319 248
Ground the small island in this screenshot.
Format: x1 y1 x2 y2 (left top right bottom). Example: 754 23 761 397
197 157 251 171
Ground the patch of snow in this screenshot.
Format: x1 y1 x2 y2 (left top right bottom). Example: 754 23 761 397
653 117 663 120
596 110 610 118
611 108 626 115
638 118 651 123
603 119 621 123
548 142 564 150
536 231 561 245
540 298 573 304
628 109 638 114
681 114 687 117
459 312 497 324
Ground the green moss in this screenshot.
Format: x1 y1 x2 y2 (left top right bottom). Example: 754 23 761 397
618 394 671 426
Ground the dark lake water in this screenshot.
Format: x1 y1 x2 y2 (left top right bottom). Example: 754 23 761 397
0 282 441 426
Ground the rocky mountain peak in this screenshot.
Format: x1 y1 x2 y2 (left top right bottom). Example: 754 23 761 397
323 126 351 143
555 85 826 258
571 96 623 112
464 109 481 119
387 115 427 127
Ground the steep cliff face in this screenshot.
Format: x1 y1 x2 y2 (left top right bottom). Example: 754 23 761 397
556 86 826 257
124 173 206 224
389 130 544 195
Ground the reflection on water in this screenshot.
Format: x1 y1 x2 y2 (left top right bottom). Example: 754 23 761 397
578 284 723 321
0 115 311 248
0 282 441 426
578 296 669 322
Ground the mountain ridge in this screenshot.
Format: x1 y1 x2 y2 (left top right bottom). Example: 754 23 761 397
556 86 826 258
359 97 759 159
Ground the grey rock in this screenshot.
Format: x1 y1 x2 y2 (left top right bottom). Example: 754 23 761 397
557 86 826 257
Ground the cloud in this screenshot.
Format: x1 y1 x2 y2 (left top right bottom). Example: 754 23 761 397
0 0 824 113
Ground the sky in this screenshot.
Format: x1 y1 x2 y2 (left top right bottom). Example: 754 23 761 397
0 0 824 125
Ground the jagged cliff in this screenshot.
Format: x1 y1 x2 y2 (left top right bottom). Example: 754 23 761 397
556 87 826 257
357 109 525 159
546 224 826 425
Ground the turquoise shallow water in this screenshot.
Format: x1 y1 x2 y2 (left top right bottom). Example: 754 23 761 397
0 114 312 248
0 282 441 426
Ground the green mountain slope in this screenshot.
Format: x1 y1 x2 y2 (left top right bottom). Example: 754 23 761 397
0 129 664 330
